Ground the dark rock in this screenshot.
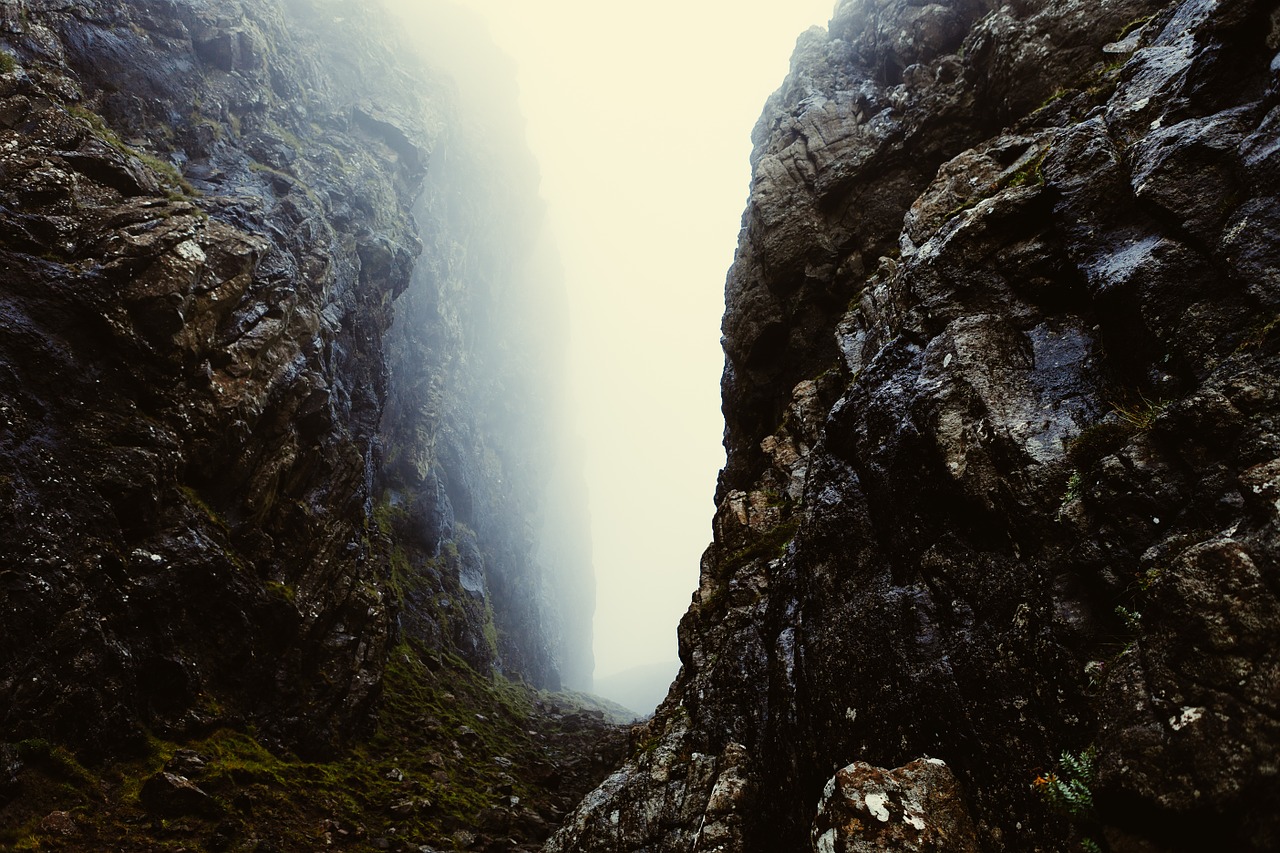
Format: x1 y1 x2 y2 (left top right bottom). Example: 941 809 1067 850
0 0 593 782
165 748 208 778
140 771 222 819
0 742 22 806
37 810 78 837
550 0 1280 851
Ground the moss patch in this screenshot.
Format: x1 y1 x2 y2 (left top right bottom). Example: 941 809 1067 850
1 643 626 851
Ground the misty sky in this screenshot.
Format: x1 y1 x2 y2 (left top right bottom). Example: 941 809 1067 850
388 0 838 682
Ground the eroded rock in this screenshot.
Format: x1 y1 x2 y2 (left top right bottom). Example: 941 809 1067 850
553 0 1280 850
810 759 980 853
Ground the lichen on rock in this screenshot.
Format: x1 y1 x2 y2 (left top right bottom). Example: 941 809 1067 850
550 0 1280 850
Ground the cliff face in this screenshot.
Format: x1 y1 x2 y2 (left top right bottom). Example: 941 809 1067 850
0 0 590 774
0 0 424 761
377 3 594 692
548 0 1280 851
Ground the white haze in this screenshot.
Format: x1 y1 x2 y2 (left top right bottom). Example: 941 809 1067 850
385 0 837 702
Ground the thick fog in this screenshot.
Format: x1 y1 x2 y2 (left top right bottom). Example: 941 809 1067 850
385 0 837 711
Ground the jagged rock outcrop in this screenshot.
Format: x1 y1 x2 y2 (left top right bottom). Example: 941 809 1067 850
0 0 428 760
0 0 593 775
548 0 1280 851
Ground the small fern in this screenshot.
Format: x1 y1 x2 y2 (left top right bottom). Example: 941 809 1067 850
1033 748 1097 819
1115 605 1142 633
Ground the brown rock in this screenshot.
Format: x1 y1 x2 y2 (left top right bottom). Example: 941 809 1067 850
810 759 980 853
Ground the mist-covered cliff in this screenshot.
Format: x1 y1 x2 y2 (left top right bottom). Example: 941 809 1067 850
376 1 594 695
549 0 1280 851
0 0 610 849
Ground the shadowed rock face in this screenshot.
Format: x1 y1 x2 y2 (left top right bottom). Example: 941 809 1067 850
547 0 1280 851
0 0 425 760
0 0 592 767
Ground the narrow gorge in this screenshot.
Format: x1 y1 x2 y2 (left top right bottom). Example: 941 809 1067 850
2 0 1278 852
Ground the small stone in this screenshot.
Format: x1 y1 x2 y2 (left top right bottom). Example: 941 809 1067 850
165 749 208 778
140 771 222 818
38 810 77 837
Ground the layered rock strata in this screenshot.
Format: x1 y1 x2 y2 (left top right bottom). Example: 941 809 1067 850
548 0 1280 850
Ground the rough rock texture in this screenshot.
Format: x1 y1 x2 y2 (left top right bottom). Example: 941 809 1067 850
0 0 426 761
810 758 980 853
548 0 1280 851
0 0 593 776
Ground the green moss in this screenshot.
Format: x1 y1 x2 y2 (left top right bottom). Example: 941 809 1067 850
16 739 99 793
178 485 229 532
1004 146 1050 189
0 52 16 74
264 579 296 603
68 104 198 197
719 516 801 578
1116 13 1156 41
190 112 224 141
481 597 500 658
1031 87 1073 116
370 496 409 538
1066 420 1135 470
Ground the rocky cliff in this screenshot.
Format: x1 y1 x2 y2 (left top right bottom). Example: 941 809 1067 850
548 0 1280 851
0 0 608 849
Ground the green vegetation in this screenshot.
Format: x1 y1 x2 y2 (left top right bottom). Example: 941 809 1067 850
1111 393 1166 430
1114 605 1142 633
68 103 198 198
178 484 229 532
1034 748 1101 852
1116 13 1157 41
264 579 296 603
1031 87 1072 116
0 51 16 74
1004 146 1050 190
946 144 1053 222
1066 420 1135 470
1058 470 1084 517
0 643 617 851
1033 747 1096 818
1061 393 1167 516
1234 312 1280 354
719 516 801 578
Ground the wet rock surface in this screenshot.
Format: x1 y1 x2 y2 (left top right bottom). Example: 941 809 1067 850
0 0 427 761
550 0 1280 851
0 0 607 848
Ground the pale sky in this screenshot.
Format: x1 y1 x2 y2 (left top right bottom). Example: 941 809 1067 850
387 0 838 682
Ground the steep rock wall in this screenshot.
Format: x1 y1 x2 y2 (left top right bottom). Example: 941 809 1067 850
0 0 592 771
0 0 427 760
377 4 594 692
548 0 1280 851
